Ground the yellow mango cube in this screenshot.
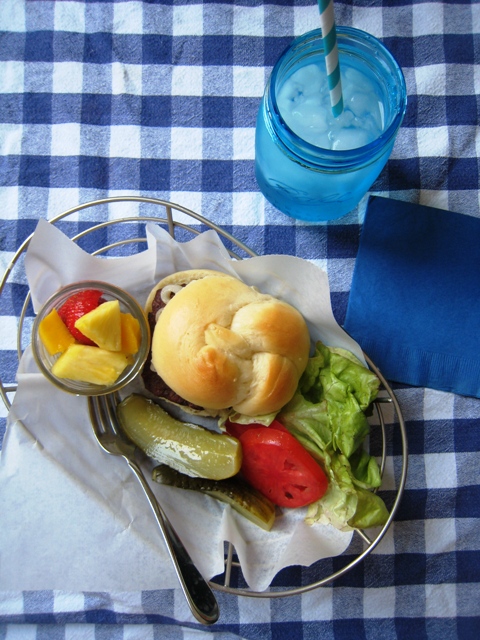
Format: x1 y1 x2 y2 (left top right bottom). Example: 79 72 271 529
51 344 129 386
38 308 75 355
74 300 122 351
120 312 141 355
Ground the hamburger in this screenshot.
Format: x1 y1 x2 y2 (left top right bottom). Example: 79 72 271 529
142 269 311 419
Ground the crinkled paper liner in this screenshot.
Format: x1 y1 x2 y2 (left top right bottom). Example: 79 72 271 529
0 218 365 592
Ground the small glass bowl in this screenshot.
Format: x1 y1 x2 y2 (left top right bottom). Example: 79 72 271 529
31 281 150 396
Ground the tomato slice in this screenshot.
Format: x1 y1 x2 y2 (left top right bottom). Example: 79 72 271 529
226 421 328 508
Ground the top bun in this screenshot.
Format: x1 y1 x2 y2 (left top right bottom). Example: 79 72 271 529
148 269 310 417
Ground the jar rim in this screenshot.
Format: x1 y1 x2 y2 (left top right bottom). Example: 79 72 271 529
267 27 407 168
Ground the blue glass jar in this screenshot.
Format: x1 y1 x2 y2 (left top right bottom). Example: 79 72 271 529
255 28 407 222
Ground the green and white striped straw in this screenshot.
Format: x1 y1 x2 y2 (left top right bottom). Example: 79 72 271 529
317 0 344 118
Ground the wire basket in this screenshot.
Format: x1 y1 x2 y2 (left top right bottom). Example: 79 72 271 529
0 196 408 597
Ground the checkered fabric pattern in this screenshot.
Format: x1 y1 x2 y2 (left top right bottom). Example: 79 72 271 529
1 1 479 638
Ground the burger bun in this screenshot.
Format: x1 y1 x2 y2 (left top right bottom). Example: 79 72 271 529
147 269 310 417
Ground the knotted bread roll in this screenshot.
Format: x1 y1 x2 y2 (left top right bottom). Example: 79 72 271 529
146 270 310 417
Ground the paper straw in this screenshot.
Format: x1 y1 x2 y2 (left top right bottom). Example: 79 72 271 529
317 0 344 118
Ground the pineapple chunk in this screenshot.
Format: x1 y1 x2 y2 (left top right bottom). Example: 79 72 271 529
74 300 122 351
38 308 75 355
52 344 129 386
120 312 141 355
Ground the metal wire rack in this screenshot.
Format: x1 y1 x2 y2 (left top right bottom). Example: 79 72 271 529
0 196 408 597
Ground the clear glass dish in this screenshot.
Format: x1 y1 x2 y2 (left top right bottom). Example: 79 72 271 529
31 280 150 396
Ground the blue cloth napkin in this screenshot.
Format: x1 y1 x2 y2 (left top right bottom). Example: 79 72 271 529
344 196 480 398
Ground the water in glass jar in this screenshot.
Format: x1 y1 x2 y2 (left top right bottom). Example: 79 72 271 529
277 59 385 151
255 41 402 222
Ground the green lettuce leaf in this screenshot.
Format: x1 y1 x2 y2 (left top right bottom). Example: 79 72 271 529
328 346 381 410
218 409 278 429
279 341 387 531
306 452 358 531
347 488 390 529
349 447 382 489
279 396 331 453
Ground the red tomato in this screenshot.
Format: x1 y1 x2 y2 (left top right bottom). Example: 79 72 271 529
226 421 328 508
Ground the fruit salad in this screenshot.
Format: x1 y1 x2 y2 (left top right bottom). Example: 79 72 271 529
34 283 148 389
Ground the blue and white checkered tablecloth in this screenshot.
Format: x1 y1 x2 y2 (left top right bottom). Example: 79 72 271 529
1 1 479 638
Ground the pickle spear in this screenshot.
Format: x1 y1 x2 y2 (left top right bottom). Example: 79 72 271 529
117 394 242 480
152 464 276 531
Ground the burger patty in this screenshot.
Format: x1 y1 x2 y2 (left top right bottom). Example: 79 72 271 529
150 287 167 318
142 359 202 407
142 287 203 411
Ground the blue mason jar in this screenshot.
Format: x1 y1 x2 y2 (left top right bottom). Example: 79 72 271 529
255 28 407 222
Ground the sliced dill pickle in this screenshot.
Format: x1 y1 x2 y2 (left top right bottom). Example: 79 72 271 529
152 464 276 531
117 394 242 480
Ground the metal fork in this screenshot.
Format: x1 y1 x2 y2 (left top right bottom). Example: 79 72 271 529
88 393 220 625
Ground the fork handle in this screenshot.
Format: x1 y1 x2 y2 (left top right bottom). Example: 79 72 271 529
127 459 220 625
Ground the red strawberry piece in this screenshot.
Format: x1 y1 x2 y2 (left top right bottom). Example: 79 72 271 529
58 289 104 345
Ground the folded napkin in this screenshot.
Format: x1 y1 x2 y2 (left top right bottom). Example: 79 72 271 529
344 196 480 398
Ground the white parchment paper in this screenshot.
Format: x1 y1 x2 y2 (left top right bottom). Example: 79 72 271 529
0 218 363 592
